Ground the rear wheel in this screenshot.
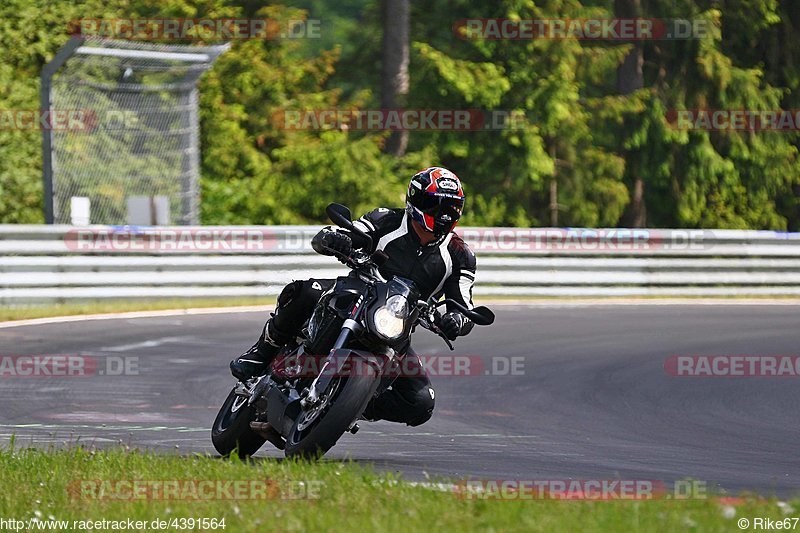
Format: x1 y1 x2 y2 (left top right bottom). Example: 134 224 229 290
211 387 266 459
285 358 378 459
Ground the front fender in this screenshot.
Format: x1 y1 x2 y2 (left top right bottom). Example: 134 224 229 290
311 348 389 399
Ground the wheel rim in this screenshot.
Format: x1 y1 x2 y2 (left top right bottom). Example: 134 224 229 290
215 389 248 433
230 394 247 413
290 378 341 441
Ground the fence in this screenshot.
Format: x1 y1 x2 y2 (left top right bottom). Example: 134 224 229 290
41 38 228 225
2 225 800 303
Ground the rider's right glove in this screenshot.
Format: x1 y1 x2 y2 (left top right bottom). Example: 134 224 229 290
312 228 353 257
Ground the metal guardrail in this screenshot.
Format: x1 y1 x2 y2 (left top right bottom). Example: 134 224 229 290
2 225 800 302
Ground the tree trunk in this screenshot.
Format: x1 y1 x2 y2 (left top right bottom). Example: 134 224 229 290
549 178 558 227
381 0 409 157
616 0 646 227
549 144 558 226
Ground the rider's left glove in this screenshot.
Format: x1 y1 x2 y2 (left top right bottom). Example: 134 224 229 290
438 312 466 341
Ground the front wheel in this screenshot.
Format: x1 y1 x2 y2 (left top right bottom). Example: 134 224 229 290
285 358 378 459
211 387 266 459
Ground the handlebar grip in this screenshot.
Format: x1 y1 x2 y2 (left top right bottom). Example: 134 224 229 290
371 250 389 266
320 245 351 265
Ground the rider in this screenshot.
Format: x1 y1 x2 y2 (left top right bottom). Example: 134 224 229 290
230 167 477 427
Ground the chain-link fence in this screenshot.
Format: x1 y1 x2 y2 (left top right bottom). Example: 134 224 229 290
41 38 228 225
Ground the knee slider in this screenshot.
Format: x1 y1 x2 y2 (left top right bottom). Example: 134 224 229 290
406 387 435 427
277 280 304 308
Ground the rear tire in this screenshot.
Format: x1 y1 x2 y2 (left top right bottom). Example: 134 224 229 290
285 358 378 459
212 387 266 459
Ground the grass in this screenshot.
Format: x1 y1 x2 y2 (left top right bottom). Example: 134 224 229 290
0 445 794 532
0 298 276 322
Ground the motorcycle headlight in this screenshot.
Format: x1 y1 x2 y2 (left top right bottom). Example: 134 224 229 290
373 294 408 339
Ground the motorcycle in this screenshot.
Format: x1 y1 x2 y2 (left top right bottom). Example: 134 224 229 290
212 203 494 459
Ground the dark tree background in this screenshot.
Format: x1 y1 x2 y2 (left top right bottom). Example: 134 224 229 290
1 0 799 230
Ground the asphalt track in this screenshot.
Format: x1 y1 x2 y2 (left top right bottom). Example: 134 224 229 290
1 303 799 496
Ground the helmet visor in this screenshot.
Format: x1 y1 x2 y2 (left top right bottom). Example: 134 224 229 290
417 193 464 216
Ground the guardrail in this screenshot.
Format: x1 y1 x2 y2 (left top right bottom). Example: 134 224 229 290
2 224 800 302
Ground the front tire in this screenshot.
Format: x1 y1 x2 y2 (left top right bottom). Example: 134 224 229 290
212 387 266 459
285 358 378 459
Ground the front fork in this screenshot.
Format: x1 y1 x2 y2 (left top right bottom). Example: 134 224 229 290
300 296 365 408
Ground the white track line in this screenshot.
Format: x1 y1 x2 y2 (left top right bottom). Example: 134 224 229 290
2 299 800 329
99 336 192 352
0 305 273 329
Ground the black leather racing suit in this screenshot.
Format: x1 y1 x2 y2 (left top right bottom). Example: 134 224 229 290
253 207 478 426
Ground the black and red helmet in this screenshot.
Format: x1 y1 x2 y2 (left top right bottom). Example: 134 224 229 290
406 167 465 237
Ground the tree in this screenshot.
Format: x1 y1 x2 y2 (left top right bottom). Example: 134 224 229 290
615 0 646 227
2 0 800 231
380 0 410 156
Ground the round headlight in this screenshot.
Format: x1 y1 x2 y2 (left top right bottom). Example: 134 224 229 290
373 308 405 339
372 294 409 340
385 294 409 316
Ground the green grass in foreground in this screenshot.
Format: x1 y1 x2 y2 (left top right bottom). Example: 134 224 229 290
0 446 793 532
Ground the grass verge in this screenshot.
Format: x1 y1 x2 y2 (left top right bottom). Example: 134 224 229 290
0 445 792 532
0 298 276 322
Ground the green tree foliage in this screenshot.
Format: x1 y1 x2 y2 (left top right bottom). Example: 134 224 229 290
1 0 799 229
0 0 106 222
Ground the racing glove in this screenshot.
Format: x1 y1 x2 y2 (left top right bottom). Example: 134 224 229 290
311 228 353 257
438 311 467 341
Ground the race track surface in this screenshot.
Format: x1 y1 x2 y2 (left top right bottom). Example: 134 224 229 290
1 303 799 495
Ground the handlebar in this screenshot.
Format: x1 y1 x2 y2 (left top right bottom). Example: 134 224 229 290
431 298 495 326
322 246 384 273
416 297 495 350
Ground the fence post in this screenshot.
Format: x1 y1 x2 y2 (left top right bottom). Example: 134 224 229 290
40 37 84 224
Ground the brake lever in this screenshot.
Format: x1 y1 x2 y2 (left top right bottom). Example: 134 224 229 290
427 307 455 351
322 245 358 267
440 332 454 351
330 249 352 266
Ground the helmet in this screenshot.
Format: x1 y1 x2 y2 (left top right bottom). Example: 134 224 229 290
406 167 465 237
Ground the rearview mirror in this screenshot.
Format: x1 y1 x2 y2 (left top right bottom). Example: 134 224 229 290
325 203 373 250
467 306 495 326
437 299 495 326
326 203 353 229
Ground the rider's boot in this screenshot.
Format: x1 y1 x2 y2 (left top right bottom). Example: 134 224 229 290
230 318 289 381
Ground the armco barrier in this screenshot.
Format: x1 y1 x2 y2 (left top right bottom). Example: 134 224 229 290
2 225 800 302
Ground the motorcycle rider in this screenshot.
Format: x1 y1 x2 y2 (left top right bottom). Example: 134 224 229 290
230 167 477 427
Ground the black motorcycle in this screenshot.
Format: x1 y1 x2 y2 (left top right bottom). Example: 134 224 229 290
212 203 494 459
